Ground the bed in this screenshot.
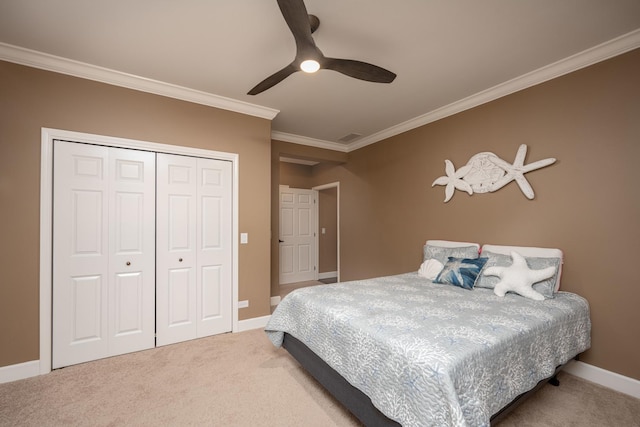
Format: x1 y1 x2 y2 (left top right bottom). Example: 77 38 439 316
265 242 591 426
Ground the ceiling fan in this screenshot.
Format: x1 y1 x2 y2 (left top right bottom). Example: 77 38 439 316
247 0 397 95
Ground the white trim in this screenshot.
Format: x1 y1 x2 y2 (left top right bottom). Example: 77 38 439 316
0 42 279 121
5 337 640 400
39 138 53 375
347 28 640 152
563 360 640 399
0 360 40 384
313 189 320 282
318 271 338 280
3 30 638 153
270 296 282 306
279 29 640 152
237 315 271 332
279 156 320 166
312 182 340 283
271 131 349 152
2 320 272 383
39 128 240 376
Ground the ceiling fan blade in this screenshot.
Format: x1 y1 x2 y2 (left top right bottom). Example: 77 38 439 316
277 0 316 49
324 58 396 83
248 0 397 94
247 63 298 95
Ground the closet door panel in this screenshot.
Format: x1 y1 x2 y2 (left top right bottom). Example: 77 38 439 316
168 268 193 324
70 275 104 342
54 142 156 368
156 154 198 346
201 266 222 319
53 142 110 369
113 272 144 333
197 159 233 336
108 149 156 356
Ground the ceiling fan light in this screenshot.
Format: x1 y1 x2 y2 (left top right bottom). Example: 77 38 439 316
300 59 320 73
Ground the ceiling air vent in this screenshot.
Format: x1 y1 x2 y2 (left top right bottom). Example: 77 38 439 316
338 133 362 143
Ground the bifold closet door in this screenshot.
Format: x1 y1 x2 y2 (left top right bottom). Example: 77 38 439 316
156 153 232 346
52 141 156 369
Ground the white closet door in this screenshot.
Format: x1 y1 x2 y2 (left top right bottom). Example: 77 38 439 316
156 154 233 346
197 158 232 337
156 154 198 346
53 141 155 368
108 148 156 357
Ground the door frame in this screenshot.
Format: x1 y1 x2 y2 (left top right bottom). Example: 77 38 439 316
312 182 340 283
39 127 239 375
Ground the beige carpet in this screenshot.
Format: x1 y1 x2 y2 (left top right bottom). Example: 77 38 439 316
1 329 639 426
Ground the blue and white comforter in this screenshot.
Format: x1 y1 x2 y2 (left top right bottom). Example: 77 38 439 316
265 273 591 427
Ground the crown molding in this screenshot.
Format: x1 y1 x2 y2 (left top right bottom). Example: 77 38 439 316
345 28 640 152
0 42 279 121
3 27 639 151
271 131 349 152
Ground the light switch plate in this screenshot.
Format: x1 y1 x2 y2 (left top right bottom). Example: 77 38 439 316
240 233 248 244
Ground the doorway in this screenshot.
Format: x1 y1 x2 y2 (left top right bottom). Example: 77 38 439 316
277 182 340 290
313 182 340 284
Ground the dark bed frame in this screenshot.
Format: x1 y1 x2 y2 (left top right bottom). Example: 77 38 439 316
282 333 565 426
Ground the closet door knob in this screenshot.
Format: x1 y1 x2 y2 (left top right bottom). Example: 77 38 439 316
178 258 183 262
126 261 131 266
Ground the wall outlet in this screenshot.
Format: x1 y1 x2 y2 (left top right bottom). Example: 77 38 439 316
238 300 249 308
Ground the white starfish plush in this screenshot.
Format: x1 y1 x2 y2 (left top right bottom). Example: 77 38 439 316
489 144 556 199
483 251 555 301
432 160 473 202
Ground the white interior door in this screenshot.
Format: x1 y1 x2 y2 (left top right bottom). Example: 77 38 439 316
108 148 156 357
156 154 198 346
156 154 233 346
279 186 317 284
197 158 233 337
53 141 155 368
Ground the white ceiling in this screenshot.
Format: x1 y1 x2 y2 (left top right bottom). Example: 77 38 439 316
1 0 640 152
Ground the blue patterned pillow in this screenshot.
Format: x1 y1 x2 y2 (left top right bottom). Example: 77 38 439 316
434 257 488 290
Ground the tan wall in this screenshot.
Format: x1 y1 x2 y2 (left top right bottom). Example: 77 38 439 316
279 162 314 189
0 61 272 367
310 49 640 380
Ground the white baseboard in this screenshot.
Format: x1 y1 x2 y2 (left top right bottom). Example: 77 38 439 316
318 271 338 280
0 360 40 384
270 296 281 306
236 315 271 332
563 360 640 399
3 344 637 401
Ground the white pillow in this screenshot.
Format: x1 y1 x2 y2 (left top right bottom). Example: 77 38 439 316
418 259 444 280
483 251 556 300
481 244 563 292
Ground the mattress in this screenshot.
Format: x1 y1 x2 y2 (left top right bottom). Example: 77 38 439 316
265 272 591 427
